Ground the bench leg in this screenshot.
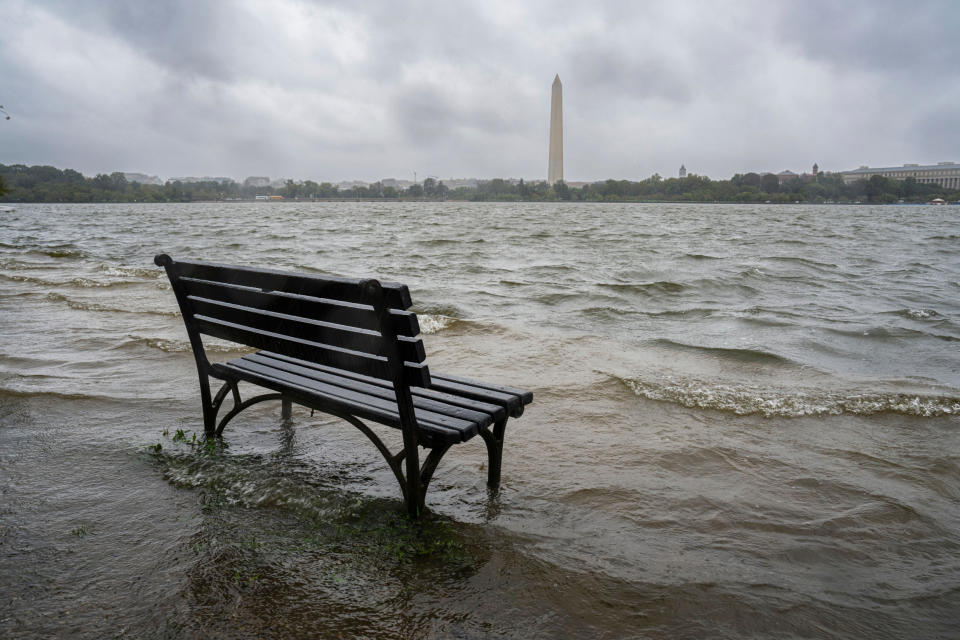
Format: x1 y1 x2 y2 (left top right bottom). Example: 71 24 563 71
417 443 452 512
478 418 508 488
281 398 292 420
199 374 219 437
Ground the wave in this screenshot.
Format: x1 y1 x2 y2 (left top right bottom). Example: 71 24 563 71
0 242 88 259
0 258 62 271
38 247 88 259
761 256 838 271
887 308 941 321
611 374 960 418
824 325 959 343
415 238 462 246
44 292 179 316
683 253 721 260
0 272 144 289
651 339 798 366
598 281 687 295
95 263 162 279
122 334 250 354
418 314 460 334
0 387 114 402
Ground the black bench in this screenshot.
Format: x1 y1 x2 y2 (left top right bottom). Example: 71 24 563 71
154 254 532 517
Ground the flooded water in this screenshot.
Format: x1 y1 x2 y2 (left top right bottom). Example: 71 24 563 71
2 202 959 638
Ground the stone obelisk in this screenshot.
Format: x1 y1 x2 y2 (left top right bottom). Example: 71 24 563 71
548 74 563 185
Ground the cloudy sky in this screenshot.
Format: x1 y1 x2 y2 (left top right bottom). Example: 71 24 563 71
1 0 958 183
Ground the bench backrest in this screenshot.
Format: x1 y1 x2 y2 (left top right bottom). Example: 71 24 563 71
154 254 430 388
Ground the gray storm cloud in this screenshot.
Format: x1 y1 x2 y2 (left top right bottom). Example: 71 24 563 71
0 0 957 182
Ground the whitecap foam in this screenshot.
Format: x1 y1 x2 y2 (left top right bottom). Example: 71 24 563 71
906 308 938 320
418 314 458 334
125 334 249 354
615 375 960 418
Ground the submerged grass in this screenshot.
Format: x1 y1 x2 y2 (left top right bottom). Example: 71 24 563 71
145 427 477 571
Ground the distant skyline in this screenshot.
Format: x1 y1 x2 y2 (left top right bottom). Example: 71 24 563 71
1 0 958 182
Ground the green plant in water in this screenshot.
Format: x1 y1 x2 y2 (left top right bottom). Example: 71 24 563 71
71 525 88 538
232 567 261 588
172 428 188 443
201 437 219 456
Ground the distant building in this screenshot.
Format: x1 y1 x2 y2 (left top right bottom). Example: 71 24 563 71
123 172 162 185
679 164 687 178
243 176 270 188
169 176 234 184
841 162 960 189
337 181 369 190
776 170 798 185
442 178 480 189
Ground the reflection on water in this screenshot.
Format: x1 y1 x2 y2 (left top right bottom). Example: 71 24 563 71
1 202 959 638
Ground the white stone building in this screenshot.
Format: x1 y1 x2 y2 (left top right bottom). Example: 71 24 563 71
841 162 960 189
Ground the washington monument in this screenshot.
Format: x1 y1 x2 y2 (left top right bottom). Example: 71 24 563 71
548 74 563 185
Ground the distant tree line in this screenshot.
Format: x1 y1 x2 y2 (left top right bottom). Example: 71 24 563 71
1 163 955 204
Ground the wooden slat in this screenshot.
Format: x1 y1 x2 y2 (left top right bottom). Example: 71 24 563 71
250 351 504 422
186 296 426 364
171 258 412 309
195 315 387 377
242 352 491 432
219 359 475 442
428 375 530 418
196 316 430 387
179 276 421 337
189 295 382 352
432 372 534 405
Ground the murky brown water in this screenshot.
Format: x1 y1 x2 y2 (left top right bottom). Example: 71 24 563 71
2 202 959 638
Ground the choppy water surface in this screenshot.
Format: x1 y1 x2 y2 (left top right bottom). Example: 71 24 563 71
1 202 958 638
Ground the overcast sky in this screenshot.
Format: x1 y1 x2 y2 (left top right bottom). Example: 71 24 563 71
1 0 958 183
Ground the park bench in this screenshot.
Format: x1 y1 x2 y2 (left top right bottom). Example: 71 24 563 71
154 254 532 517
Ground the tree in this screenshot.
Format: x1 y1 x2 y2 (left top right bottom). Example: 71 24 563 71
900 176 918 199
740 172 762 188
280 179 300 198
760 173 780 193
865 175 892 202
0 175 6 196
301 180 320 198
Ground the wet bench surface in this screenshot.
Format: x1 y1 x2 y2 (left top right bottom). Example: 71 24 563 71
155 254 532 516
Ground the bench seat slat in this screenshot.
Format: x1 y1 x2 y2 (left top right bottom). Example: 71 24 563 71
243 352 501 426
251 352 508 422
428 375 532 418
215 359 478 443
172 259 412 309
214 363 460 444
180 277 421 337
431 372 534 404
224 359 473 436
